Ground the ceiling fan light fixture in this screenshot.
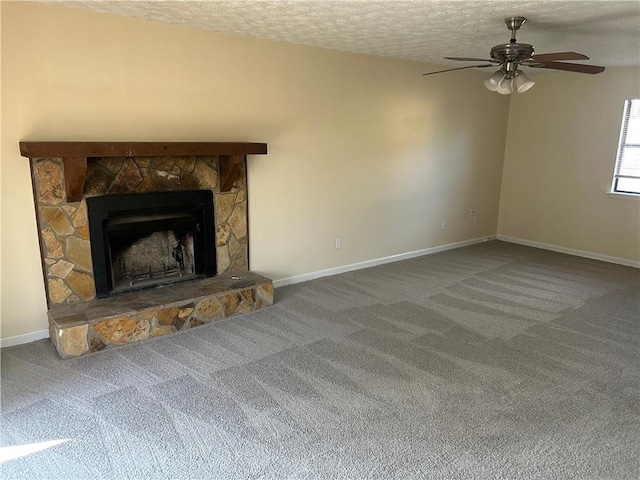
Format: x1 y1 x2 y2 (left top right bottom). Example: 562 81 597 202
483 69 504 91
514 71 535 93
496 76 513 95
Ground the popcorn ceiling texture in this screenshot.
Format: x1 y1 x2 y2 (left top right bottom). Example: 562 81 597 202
53 0 640 68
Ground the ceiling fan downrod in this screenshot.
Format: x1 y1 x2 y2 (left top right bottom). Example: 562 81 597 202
506 16 526 43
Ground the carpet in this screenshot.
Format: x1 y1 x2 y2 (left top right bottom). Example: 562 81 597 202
1 241 638 479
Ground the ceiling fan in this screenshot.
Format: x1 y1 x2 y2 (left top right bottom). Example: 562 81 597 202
423 16 606 94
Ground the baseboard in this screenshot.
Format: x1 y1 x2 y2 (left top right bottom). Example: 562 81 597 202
0 329 49 349
273 235 497 288
496 235 640 268
3 234 632 348
0 234 498 348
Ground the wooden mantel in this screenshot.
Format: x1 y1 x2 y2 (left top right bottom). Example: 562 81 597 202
20 141 268 200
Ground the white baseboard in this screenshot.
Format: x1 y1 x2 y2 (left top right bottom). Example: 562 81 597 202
0 329 49 349
273 235 497 288
4 234 632 348
496 235 640 268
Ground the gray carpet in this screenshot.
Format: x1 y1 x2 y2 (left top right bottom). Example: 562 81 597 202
1 241 638 479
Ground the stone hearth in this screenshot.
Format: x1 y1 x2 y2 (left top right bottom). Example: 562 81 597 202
21 141 272 358
49 271 273 358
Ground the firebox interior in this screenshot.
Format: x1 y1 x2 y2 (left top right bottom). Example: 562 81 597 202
87 190 216 297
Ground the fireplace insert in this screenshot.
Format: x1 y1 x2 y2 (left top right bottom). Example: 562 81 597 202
87 190 216 297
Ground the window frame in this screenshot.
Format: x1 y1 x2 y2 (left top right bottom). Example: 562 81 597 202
611 98 640 196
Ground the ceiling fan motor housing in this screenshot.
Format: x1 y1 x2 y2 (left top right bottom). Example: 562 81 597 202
490 43 534 63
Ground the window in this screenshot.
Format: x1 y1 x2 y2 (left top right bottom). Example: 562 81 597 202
612 98 640 194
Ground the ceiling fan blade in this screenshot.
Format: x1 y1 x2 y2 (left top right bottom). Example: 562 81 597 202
423 64 495 76
444 57 497 62
530 52 590 62
529 61 605 74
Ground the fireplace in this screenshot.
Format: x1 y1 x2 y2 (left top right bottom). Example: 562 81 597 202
87 190 216 297
20 142 269 306
21 142 274 359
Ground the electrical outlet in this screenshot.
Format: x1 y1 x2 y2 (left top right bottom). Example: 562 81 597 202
335 237 342 249
440 220 446 230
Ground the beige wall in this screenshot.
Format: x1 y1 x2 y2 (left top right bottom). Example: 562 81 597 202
498 68 640 262
0 2 509 339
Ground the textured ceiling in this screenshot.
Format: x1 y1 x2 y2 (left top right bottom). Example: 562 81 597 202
49 1 640 68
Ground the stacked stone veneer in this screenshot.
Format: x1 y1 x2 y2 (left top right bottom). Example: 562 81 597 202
30 155 249 306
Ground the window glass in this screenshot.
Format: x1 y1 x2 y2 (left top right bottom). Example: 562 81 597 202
612 99 640 195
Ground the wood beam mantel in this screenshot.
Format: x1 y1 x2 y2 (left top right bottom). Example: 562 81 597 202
20 141 267 200
62 157 88 203
219 155 246 192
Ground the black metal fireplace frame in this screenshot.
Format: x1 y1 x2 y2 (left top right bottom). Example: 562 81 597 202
87 190 216 297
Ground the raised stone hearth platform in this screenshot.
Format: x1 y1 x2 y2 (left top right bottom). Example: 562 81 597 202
48 272 274 358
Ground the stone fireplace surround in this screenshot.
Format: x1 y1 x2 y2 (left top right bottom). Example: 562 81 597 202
21 141 273 358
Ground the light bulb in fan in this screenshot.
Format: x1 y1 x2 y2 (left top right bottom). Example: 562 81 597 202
514 71 535 93
483 69 504 92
